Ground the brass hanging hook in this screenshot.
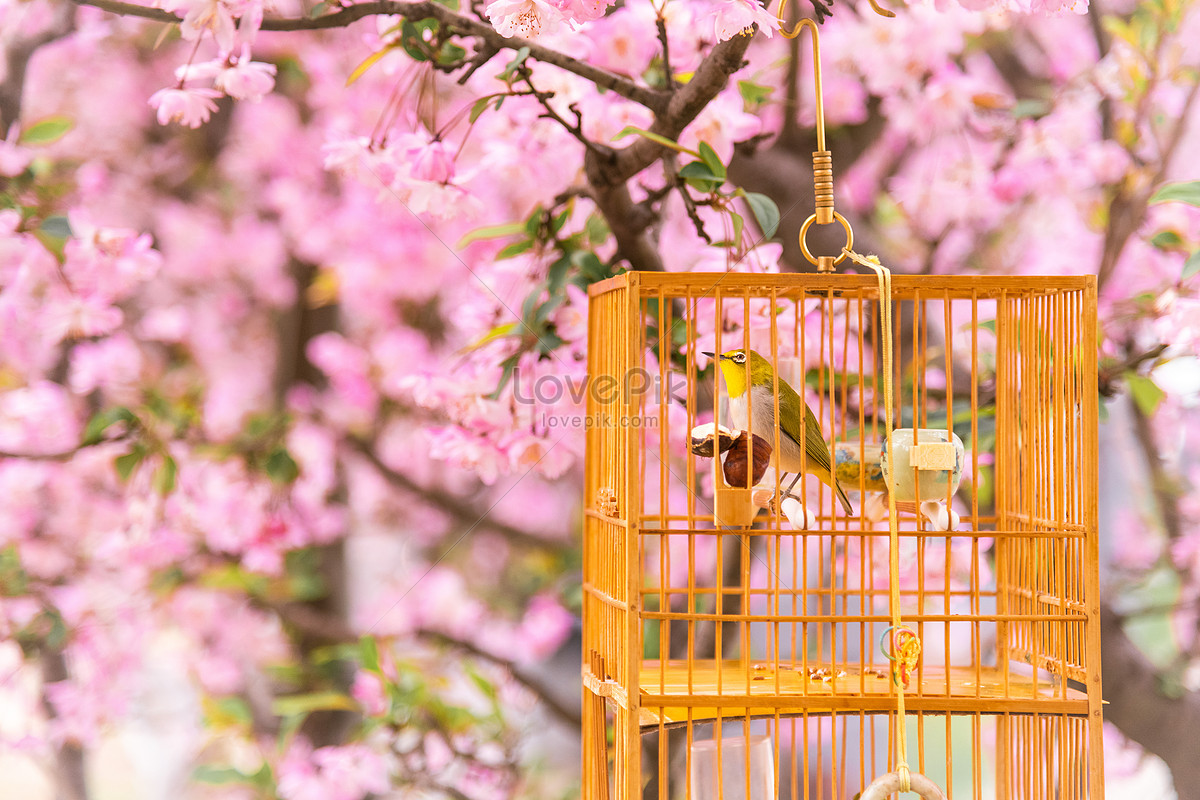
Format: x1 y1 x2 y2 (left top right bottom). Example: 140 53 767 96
778 5 855 271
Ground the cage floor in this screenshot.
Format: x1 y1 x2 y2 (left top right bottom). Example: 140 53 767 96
636 660 1088 727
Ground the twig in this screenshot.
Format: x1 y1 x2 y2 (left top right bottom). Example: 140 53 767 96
1098 343 1169 397
418 629 582 729
347 436 568 551
69 0 666 111
267 601 583 730
457 40 500 85
655 11 675 91
0 434 131 462
522 76 607 156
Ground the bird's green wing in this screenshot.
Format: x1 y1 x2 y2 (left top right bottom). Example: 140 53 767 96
777 377 835 476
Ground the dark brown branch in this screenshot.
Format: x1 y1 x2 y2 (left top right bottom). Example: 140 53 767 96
590 33 754 190
1097 58 1200 291
655 13 675 92
1102 603 1200 800
1086 0 1114 141
523 78 605 155
41 649 90 800
0 2 76 129
0 433 131 462
590 180 664 271
1098 343 1168 398
69 0 665 111
585 33 754 269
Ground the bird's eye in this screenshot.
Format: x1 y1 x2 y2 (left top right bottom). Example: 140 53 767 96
733 352 746 364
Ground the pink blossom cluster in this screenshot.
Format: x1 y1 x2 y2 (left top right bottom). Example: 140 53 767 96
0 0 1195 794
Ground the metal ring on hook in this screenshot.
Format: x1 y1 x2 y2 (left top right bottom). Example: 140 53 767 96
799 211 853 268
859 772 946 800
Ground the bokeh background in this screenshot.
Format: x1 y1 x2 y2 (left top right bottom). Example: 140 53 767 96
0 0 1198 797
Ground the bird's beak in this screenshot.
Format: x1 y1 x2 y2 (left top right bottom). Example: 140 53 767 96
701 351 715 359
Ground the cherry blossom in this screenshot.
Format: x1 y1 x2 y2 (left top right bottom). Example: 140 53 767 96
148 86 222 127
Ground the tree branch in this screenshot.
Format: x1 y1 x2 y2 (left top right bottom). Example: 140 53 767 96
268 601 582 730
1102 603 1200 800
0 2 76 129
584 33 754 269
69 0 666 111
347 436 568 551
418 629 582 729
1098 343 1168 398
40 648 90 800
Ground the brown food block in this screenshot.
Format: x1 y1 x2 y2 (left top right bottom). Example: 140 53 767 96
722 432 773 488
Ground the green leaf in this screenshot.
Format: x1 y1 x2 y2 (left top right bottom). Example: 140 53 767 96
1183 250 1200 281
346 47 392 86
487 352 522 400
82 406 136 446
19 117 72 146
1151 230 1184 249
464 661 498 700
399 20 432 62
743 191 780 239
533 296 564 326
193 766 248 786
114 445 146 482
612 126 699 157
737 80 774 109
38 215 72 240
570 249 607 282
536 331 565 354
496 239 534 259
308 1 329 18
457 221 526 248
153 455 177 495
44 610 67 649
497 45 530 82
1126 373 1166 415
678 161 722 192
209 696 254 726
272 691 359 718
360 635 380 672
265 448 300 484
550 207 570 235
469 96 493 124
584 214 609 245
437 42 467 66
523 205 544 238
697 142 726 181
460 321 520 355
1149 181 1200 207
1011 99 1051 119
547 255 571 293
729 211 744 247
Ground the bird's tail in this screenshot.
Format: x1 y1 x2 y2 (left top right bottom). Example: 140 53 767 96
834 481 853 515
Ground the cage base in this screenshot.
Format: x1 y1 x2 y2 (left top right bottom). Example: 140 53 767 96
635 661 1087 728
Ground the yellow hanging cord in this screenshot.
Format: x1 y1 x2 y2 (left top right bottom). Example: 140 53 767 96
774 6 914 785
842 247 916 793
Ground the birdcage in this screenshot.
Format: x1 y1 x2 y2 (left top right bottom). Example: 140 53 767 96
580 269 1102 800
581 13 1101 799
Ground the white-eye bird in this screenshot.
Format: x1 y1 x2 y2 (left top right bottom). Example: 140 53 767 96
704 348 853 514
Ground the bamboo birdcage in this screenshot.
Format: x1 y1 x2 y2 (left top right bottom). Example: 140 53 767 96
581 271 1103 799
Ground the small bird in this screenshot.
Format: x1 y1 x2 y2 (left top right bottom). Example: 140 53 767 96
704 348 853 514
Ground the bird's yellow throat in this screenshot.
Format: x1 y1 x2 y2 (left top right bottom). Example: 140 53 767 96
716 359 750 398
